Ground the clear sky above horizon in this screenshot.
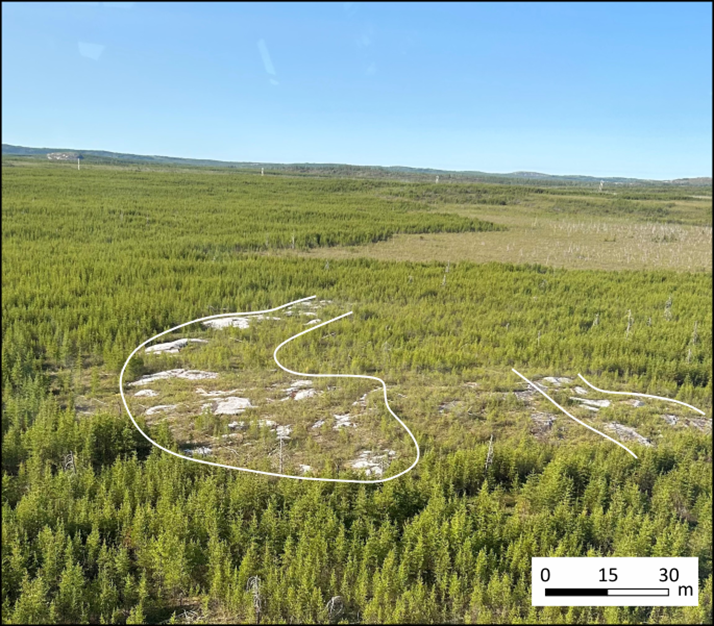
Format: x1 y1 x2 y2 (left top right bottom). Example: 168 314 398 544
2 2 712 179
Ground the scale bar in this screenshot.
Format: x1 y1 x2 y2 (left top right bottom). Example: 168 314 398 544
546 588 669 597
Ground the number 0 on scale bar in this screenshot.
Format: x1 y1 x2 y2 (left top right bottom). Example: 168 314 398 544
532 557 698 606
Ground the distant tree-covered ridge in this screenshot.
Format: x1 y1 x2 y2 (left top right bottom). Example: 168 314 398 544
4 144 712 187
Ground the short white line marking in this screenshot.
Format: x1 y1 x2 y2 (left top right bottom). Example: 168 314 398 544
512 368 638 459
120 296 420 483
577 374 706 416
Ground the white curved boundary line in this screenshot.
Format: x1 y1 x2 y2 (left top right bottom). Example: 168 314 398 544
512 368 638 459
120 295 420 483
273 312 420 483
577 374 706 416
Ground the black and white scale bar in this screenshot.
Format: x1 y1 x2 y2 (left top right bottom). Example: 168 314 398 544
545 588 669 597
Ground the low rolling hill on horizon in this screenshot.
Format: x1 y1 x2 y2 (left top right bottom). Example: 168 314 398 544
4 143 711 187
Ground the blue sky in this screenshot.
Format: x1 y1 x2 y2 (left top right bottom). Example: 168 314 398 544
2 2 711 178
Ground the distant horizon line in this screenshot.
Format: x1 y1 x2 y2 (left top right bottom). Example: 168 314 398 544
2 142 712 183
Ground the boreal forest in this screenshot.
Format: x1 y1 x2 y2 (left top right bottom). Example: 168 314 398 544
2 159 712 624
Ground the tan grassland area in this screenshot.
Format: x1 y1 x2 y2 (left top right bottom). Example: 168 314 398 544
275 199 713 272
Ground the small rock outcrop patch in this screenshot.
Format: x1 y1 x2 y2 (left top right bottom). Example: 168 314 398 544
605 423 652 446
129 369 218 386
134 389 159 397
145 338 207 354
201 397 254 415
145 404 178 416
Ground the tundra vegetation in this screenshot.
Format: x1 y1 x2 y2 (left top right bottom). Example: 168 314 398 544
2 158 712 624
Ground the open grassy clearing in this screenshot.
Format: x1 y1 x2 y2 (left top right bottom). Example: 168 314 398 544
273 192 712 271
118 298 711 481
123 302 414 479
276 221 712 271
75 336 711 487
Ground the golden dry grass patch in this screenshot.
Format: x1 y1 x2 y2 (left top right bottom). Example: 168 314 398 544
273 219 712 271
